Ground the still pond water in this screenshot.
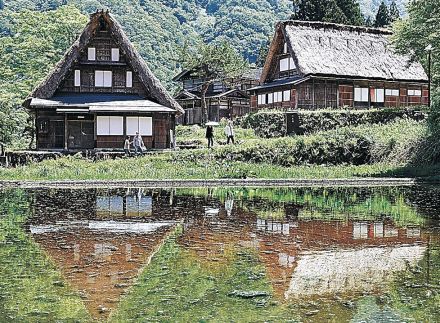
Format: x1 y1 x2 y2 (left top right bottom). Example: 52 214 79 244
0 186 439 322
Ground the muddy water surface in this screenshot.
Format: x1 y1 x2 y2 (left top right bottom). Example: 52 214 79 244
0 186 439 322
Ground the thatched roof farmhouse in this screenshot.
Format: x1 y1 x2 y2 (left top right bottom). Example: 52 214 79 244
24 10 182 151
250 21 429 110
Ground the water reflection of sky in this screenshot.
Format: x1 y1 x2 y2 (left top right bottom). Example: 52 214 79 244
8 187 439 321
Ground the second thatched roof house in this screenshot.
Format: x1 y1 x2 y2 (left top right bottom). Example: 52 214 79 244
23 10 183 151
249 21 429 110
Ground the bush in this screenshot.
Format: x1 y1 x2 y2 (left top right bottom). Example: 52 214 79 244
179 119 426 167
237 107 428 138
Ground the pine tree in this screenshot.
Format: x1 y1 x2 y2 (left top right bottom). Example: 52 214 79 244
256 39 270 67
374 1 391 27
336 0 364 26
292 0 364 26
389 0 400 23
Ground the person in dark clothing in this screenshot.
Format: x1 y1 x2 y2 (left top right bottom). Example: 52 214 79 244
206 125 214 148
124 136 132 156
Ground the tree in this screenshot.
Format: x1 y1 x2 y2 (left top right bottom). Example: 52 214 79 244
0 0 4 10
292 0 364 26
389 0 400 23
179 40 248 123
374 1 390 27
256 38 271 67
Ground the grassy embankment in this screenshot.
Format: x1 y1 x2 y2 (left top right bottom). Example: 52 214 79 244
0 119 439 181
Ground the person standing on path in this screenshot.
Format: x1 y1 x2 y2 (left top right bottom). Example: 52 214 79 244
206 125 214 148
134 132 145 156
225 119 235 144
124 136 132 156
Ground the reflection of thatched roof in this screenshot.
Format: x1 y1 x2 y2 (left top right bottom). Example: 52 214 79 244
26 10 183 115
261 21 428 83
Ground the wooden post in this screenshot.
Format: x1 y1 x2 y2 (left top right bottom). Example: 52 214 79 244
64 114 68 150
324 80 327 109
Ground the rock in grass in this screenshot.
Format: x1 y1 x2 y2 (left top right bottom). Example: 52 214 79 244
228 290 269 298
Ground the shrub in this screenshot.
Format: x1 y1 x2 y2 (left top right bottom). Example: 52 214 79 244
237 107 428 138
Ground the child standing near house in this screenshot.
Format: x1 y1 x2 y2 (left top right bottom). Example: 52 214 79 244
225 120 235 144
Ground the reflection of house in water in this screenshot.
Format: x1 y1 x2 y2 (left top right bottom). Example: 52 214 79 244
96 188 153 217
29 221 176 319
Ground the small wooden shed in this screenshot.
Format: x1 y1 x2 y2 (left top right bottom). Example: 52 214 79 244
23 10 183 151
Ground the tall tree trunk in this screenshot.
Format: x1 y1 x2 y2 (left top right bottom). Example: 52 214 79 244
201 82 210 124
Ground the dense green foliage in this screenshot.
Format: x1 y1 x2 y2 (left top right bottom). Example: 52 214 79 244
292 0 365 26
237 108 427 138
0 6 88 147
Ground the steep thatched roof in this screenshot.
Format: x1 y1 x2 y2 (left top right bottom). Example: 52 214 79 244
261 20 428 83
26 10 183 115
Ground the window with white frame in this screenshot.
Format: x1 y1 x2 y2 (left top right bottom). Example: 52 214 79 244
126 71 133 88
258 94 266 105
267 93 273 104
283 42 288 54
371 88 385 103
95 71 112 87
126 117 153 136
111 48 120 62
96 116 123 135
88 47 96 61
354 87 369 102
74 70 81 87
283 90 291 102
280 57 295 72
274 91 283 103
386 89 399 96
408 89 422 96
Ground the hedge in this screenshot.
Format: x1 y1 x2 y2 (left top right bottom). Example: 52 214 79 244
237 107 427 138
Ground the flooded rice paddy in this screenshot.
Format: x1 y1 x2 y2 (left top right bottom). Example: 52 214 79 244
0 185 439 322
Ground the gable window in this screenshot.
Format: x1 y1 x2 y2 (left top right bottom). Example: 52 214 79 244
354 87 369 102
126 71 133 88
74 70 81 87
371 88 384 103
97 116 123 135
283 42 288 54
126 117 153 136
280 57 295 72
95 71 112 87
111 48 120 62
88 47 96 61
408 89 422 96
283 90 291 102
386 89 399 96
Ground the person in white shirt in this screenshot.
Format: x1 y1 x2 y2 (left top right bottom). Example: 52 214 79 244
224 119 235 144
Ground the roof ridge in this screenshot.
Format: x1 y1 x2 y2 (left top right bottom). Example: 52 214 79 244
281 20 393 35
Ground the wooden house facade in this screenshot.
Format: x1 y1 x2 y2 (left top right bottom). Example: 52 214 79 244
249 21 429 110
173 68 261 125
23 10 183 151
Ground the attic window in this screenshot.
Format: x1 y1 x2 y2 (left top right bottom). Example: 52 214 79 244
111 48 119 61
126 71 133 88
88 48 96 61
283 42 288 54
280 57 295 72
74 70 81 87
